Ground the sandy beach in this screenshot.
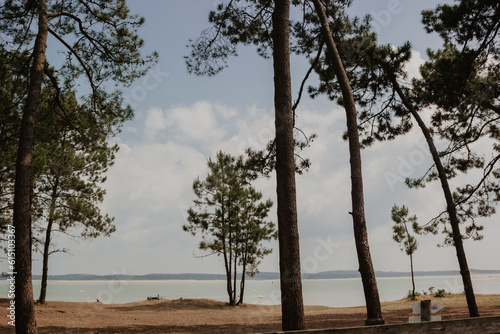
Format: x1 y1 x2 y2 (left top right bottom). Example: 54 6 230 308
1 294 499 333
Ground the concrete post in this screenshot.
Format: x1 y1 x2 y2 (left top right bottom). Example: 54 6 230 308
421 299 432 322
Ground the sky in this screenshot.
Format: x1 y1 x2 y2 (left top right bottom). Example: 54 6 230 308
26 0 500 277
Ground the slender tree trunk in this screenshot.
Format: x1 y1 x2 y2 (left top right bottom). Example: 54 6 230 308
390 75 480 317
238 239 249 305
233 254 238 304
14 1 48 333
223 248 234 305
228 201 236 306
38 219 52 305
38 177 59 304
402 222 416 299
409 253 416 299
223 247 234 305
238 259 247 305
221 204 234 305
272 0 305 330
311 0 384 325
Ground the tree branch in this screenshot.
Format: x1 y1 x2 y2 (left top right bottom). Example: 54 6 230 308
292 39 324 118
47 26 97 94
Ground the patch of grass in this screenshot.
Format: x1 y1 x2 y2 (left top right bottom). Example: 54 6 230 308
434 289 449 298
407 290 421 300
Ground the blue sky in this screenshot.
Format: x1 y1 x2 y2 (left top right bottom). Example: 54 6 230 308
29 0 500 277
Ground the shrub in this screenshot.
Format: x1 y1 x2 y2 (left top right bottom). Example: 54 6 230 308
434 289 448 297
407 290 421 300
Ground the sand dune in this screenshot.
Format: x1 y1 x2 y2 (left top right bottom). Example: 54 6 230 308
1 294 499 333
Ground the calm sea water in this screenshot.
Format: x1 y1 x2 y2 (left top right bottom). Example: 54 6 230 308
1 275 499 307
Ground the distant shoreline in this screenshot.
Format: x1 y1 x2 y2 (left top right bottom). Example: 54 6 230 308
12 269 500 281
24 275 500 283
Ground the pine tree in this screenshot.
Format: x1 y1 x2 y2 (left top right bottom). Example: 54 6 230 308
186 1 306 328
32 89 118 304
0 1 156 331
300 0 499 317
391 205 420 300
183 151 276 306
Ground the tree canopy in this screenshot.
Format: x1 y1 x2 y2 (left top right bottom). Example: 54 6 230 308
1 0 156 331
184 151 277 305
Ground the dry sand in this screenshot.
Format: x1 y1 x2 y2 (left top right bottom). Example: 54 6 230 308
1 294 499 333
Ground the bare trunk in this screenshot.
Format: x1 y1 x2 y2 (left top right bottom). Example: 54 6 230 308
402 220 416 299
223 249 234 305
311 0 384 325
238 259 246 305
390 75 480 317
410 253 416 299
221 202 234 305
233 254 237 304
13 1 48 333
38 177 59 304
38 219 52 305
238 239 249 305
272 0 305 330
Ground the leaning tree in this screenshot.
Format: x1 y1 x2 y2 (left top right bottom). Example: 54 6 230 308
300 0 499 317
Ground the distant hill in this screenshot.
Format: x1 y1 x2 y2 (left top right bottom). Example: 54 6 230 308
26 269 500 281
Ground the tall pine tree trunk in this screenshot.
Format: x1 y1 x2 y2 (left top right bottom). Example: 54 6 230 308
311 0 384 325
389 76 480 317
14 0 48 332
272 0 306 330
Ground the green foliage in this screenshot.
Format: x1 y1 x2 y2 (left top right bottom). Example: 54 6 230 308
185 1 316 179
0 48 119 249
1 0 157 86
0 0 157 249
434 288 449 298
185 1 274 76
296 0 499 246
391 205 420 256
392 204 420 299
183 151 277 304
31 87 118 246
0 49 26 231
0 0 157 143
407 290 421 300
411 1 499 244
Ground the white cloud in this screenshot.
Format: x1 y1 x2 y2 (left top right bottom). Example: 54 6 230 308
405 50 426 80
144 107 168 140
34 100 500 276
